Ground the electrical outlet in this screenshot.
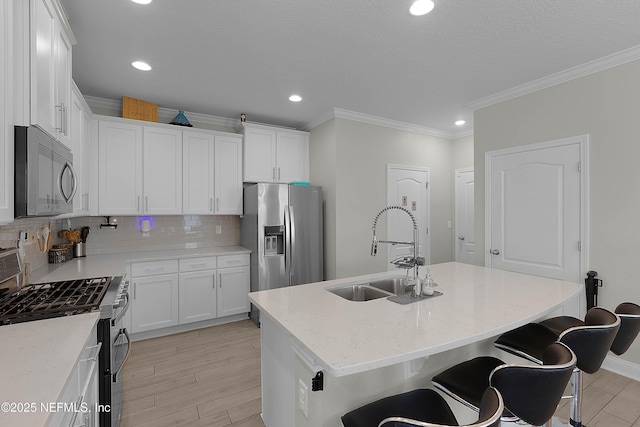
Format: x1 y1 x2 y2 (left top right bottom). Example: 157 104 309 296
216 226 222 234
298 379 309 418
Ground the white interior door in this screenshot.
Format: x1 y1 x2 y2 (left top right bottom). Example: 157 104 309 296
455 168 475 264
486 137 587 283
387 165 430 270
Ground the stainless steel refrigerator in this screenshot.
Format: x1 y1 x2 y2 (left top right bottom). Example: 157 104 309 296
241 183 324 325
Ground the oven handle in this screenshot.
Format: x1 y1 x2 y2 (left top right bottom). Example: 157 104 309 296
112 328 132 382
111 291 130 327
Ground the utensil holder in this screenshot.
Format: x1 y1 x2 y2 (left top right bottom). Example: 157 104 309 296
73 242 86 258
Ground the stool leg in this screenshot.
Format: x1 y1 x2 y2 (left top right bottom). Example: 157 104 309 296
569 368 584 427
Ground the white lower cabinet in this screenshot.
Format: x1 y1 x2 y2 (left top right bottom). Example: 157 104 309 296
217 265 250 317
130 260 180 333
48 325 101 427
179 270 217 324
130 254 250 335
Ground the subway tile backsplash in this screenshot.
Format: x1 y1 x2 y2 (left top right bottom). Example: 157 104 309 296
64 216 240 255
0 215 240 274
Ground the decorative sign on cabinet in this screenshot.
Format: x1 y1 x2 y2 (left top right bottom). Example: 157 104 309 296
238 123 309 183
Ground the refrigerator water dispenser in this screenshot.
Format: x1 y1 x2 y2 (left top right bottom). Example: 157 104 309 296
264 225 285 255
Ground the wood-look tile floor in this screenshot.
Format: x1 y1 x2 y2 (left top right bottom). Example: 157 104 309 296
121 320 266 427
122 319 640 427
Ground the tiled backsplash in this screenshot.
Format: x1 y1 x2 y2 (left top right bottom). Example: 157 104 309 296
0 218 61 276
63 215 240 255
0 215 240 275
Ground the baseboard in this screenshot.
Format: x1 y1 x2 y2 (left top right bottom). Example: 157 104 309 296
129 313 250 342
601 354 640 382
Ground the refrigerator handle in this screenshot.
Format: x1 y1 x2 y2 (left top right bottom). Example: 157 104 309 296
289 205 296 282
284 205 292 284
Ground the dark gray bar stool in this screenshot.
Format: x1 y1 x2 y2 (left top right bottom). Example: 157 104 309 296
342 387 503 427
610 302 640 355
493 306 620 427
431 342 576 427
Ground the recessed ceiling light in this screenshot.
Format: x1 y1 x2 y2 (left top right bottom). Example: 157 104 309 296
455 120 466 126
131 0 152 4
132 61 152 71
289 95 302 102
410 0 435 16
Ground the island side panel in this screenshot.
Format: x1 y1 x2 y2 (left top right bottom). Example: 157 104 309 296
261 315 296 427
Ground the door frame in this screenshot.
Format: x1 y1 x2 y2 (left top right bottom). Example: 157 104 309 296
386 164 431 266
484 135 589 281
454 167 474 263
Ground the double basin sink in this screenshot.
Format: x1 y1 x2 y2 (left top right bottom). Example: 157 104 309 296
327 277 411 302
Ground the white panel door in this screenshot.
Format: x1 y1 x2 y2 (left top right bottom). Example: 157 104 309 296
487 140 583 282
455 169 475 264
386 165 430 270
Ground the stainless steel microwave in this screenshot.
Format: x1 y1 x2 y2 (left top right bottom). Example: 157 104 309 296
14 126 77 218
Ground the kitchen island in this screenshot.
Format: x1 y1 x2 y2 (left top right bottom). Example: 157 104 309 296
249 262 583 427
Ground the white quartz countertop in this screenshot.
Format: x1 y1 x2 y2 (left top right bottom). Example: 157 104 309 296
249 262 582 377
30 246 250 283
0 312 100 427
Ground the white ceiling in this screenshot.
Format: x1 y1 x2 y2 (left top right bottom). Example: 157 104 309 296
61 0 640 137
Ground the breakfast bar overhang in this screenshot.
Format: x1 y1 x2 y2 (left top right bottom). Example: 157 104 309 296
249 262 583 427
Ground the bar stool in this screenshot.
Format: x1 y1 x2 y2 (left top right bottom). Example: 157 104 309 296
431 342 576 427
493 306 620 427
341 387 503 427
610 302 640 355
530 302 640 355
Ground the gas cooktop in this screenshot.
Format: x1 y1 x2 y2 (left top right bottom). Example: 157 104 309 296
0 277 112 325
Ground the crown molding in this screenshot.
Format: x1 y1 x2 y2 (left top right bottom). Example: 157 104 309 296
305 108 469 139
85 96 472 140
83 95 240 129
467 44 640 111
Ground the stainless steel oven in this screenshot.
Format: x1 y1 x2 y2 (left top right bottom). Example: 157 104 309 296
0 248 130 427
97 276 131 427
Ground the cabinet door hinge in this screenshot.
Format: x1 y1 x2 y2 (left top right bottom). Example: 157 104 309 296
578 241 581 252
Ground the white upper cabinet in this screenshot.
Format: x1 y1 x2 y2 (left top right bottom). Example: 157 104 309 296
97 116 243 216
0 0 13 224
242 125 277 182
183 131 242 215
239 123 309 183
69 82 91 216
214 135 243 214
143 127 183 215
275 130 308 184
183 130 215 214
30 0 73 146
98 120 144 215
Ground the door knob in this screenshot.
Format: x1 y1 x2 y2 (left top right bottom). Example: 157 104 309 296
458 235 465 240
490 249 500 255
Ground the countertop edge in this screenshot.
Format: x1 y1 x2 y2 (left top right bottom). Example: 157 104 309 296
249 263 584 377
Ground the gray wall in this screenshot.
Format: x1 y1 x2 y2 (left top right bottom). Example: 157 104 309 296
474 59 640 366
310 118 468 280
